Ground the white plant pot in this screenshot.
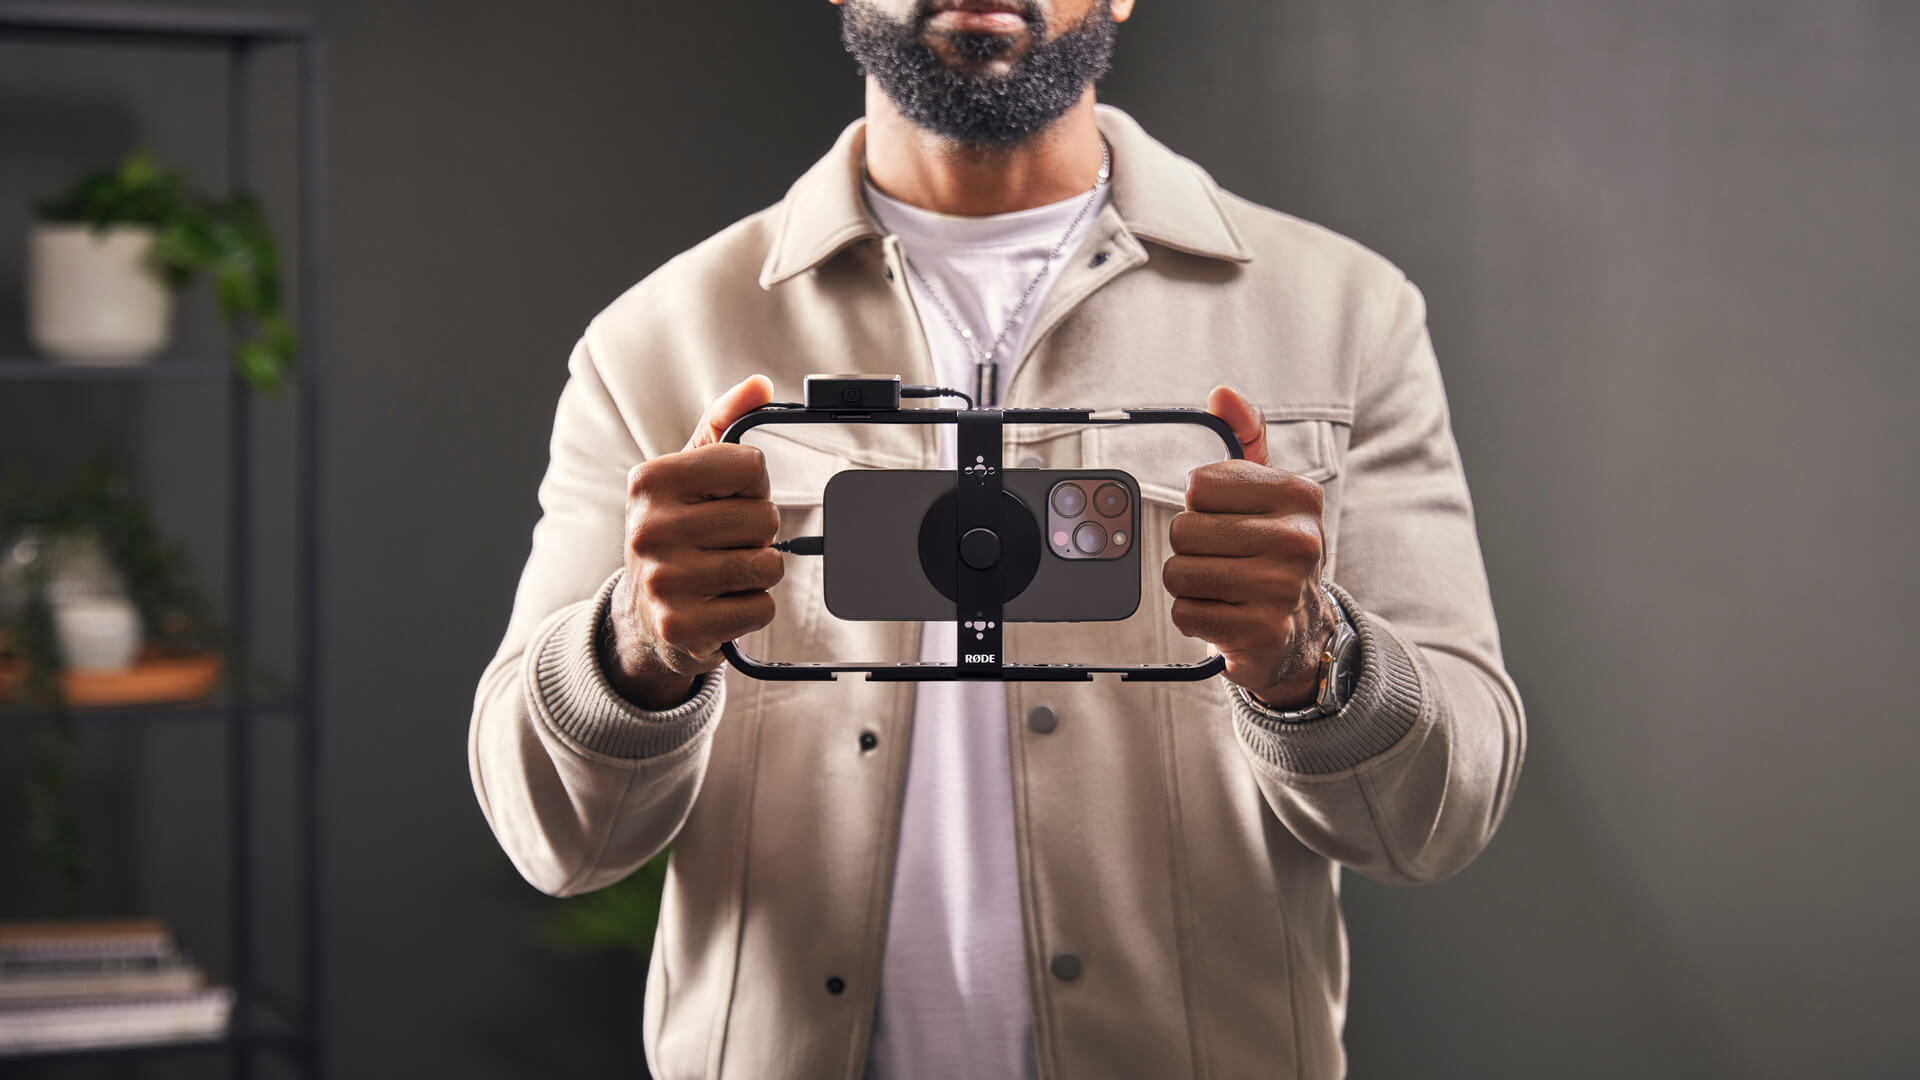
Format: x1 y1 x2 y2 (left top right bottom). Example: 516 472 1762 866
27 222 175 364
52 596 143 671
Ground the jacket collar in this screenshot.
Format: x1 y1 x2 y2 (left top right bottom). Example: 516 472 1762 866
758 103 1252 288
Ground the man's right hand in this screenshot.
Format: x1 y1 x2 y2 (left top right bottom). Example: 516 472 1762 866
602 374 781 710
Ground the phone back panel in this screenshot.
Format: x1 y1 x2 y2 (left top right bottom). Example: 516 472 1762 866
823 468 1142 623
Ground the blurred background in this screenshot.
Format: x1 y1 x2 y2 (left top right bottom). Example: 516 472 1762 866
0 0 1914 1077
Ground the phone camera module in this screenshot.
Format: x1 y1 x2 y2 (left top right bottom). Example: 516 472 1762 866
1051 482 1088 517
1046 475 1133 560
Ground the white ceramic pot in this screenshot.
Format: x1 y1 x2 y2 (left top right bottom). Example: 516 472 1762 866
27 222 174 364
52 596 143 671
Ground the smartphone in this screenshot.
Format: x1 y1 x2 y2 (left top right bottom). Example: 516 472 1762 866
822 468 1142 623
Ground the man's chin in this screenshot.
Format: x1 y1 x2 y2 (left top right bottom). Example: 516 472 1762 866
931 55 1025 79
925 27 1034 67
843 0 1114 145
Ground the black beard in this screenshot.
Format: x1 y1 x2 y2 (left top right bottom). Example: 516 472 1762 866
840 0 1117 150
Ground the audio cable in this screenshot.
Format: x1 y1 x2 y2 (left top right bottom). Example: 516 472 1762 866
902 384 975 409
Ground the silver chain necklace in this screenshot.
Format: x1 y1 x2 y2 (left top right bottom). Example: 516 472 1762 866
883 140 1111 407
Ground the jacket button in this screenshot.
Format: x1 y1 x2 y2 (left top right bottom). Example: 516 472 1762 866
826 976 846 995
1089 251 1110 268
1027 705 1057 734
1017 454 1045 468
1050 953 1082 981
858 731 879 752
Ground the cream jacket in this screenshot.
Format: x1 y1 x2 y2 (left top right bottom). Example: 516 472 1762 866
469 105 1525 1079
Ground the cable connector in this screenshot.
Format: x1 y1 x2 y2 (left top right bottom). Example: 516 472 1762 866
902 385 976 409
773 536 825 556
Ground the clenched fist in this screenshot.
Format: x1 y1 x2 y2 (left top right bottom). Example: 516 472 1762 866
601 375 784 710
1164 386 1338 710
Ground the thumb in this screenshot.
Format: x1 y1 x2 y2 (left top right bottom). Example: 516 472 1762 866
1206 384 1268 465
685 374 776 451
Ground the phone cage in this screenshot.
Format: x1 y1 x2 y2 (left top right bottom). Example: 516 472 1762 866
719 401 1243 682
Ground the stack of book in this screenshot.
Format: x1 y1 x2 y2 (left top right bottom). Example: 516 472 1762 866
0 918 233 1055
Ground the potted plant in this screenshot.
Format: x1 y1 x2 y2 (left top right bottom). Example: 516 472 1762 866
28 152 297 391
0 450 229 912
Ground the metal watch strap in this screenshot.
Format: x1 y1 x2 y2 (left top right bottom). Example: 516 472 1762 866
1242 587 1357 724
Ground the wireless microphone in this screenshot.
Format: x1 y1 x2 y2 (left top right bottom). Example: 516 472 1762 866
804 374 902 412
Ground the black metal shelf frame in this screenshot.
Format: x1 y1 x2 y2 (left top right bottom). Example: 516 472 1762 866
0 357 233 380
1 697 302 724
0 5 327 1078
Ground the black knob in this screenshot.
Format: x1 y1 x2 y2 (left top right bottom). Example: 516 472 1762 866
960 527 1001 569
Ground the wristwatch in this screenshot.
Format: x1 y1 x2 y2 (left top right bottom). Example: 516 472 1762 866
1242 587 1361 723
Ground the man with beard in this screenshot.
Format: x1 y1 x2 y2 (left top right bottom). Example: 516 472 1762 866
470 1 1526 1077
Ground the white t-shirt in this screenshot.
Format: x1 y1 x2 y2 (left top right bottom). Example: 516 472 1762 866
860 175 1110 1080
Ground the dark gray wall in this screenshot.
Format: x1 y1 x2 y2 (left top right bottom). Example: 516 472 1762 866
1 1 1914 1077
1098 2 1920 1076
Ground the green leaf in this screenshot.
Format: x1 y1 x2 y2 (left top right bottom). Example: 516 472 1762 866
237 342 279 391
262 314 297 355
117 152 156 189
32 152 297 389
215 268 258 318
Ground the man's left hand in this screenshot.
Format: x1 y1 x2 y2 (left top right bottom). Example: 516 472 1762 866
1164 385 1336 710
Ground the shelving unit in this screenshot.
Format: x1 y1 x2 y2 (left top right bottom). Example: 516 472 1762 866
0 5 326 1077
0 357 231 382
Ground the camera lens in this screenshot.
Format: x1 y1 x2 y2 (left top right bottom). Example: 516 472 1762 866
1093 482 1130 518
1072 521 1107 555
1051 482 1087 517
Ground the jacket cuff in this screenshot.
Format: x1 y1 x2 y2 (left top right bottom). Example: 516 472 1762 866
1230 581 1425 775
526 567 724 760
